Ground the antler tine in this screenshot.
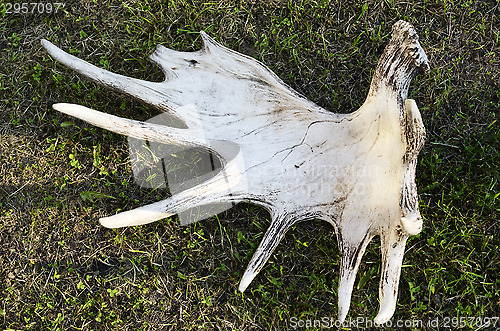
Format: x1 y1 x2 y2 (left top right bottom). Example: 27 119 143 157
337 233 374 323
374 230 409 324
41 39 171 110
239 212 308 292
52 103 209 149
100 151 248 228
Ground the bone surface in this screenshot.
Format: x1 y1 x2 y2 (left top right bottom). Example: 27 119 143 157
41 20 429 323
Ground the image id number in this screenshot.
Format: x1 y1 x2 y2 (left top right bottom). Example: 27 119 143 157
5 3 64 14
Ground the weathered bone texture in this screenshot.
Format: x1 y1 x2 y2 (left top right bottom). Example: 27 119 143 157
41 20 428 323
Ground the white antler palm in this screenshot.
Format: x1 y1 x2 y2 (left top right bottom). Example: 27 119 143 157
42 20 428 323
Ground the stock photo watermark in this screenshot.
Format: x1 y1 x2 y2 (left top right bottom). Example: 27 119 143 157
126 105 387 225
127 108 239 225
3 2 64 14
289 316 499 329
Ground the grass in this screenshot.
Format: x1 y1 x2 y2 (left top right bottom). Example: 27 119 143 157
0 0 499 330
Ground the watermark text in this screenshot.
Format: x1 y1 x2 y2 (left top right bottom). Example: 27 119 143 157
289 316 499 329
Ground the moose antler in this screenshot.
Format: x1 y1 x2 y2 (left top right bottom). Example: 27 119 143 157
41 20 429 323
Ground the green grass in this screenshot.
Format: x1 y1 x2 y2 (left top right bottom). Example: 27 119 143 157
1 0 499 330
